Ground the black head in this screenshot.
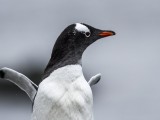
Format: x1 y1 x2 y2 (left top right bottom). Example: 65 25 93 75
42 23 115 79
54 23 115 53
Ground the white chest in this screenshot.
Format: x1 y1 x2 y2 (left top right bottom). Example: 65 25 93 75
32 65 93 120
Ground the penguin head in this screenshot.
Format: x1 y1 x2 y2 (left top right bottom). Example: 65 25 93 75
43 23 115 79
55 23 115 52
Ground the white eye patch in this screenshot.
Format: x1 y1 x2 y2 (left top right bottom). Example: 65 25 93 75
75 23 90 33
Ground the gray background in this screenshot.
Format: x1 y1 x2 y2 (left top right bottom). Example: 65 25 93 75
0 0 160 120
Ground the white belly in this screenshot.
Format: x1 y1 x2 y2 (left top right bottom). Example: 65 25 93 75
32 65 93 120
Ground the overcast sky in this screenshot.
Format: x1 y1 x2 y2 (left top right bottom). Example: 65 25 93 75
0 0 160 120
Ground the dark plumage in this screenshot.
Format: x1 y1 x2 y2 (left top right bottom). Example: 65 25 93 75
0 70 5 78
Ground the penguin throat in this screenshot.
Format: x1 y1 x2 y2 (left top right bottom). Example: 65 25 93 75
42 48 84 79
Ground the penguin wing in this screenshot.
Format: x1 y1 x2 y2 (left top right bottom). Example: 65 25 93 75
88 73 101 86
0 67 38 101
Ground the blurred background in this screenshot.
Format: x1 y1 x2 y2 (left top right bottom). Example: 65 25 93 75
0 0 160 120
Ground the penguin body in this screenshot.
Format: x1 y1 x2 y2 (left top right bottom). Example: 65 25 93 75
32 65 93 120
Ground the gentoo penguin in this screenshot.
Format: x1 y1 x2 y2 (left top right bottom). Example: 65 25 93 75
32 23 115 120
0 23 115 120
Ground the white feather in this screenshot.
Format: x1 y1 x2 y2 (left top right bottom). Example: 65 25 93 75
32 65 93 120
75 23 90 33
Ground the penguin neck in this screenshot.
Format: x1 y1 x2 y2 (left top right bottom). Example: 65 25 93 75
42 46 84 79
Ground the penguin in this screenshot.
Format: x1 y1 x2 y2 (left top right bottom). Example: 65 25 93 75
32 23 115 120
0 23 115 120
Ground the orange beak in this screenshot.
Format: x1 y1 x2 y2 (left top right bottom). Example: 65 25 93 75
99 31 116 37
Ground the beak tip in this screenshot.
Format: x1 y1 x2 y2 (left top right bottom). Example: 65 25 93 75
112 31 116 36
107 31 116 36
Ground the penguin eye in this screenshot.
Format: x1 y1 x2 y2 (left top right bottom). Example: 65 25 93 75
85 32 90 37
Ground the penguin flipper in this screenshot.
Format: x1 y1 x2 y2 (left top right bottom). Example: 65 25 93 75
0 67 38 102
88 73 101 86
